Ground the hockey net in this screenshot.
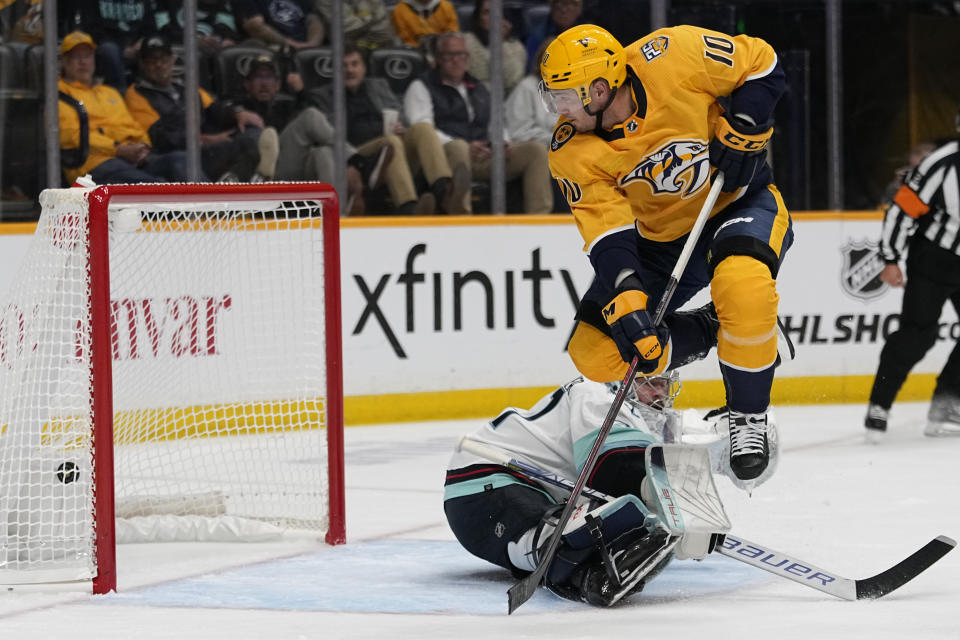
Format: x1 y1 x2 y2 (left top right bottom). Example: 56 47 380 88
0 183 344 593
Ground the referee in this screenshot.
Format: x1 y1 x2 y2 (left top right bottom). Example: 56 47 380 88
865 111 960 440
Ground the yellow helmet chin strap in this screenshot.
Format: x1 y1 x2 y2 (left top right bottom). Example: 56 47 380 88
586 82 618 134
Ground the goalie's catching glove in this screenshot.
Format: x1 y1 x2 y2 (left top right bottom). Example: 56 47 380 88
709 113 773 192
602 276 670 375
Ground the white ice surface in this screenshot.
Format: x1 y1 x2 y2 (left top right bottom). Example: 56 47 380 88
1 402 958 639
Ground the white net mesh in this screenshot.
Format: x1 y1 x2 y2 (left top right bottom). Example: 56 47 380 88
0 186 334 585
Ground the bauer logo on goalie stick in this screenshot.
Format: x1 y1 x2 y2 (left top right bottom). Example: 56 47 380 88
839 239 887 301
721 536 837 586
621 139 710 197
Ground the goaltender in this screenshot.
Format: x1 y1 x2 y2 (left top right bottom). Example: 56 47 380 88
444 372 771 606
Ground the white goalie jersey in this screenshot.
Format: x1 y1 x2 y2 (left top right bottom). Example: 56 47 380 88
446 376 778 496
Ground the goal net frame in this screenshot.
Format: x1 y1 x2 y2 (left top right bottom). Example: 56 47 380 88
1 182 345 594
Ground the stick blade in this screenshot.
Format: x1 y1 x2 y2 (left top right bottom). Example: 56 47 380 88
855 535 956 599
507 570 543 614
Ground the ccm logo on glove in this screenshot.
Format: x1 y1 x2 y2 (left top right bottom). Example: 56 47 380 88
602 289 662 362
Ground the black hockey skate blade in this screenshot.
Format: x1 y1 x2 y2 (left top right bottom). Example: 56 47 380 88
855 535 956 599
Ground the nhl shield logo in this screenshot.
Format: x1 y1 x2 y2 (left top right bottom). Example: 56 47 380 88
840 239 887 300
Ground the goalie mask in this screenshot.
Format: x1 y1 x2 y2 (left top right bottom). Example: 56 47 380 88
606 369 681 412
631 370 681 411
606 370 683 443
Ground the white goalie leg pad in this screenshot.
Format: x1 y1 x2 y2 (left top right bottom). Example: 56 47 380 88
642 444 731 561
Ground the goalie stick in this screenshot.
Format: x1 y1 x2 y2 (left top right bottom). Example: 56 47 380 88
504 173 728 614
457 436 957 602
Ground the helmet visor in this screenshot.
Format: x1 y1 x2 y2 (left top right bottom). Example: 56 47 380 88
538 80 583 115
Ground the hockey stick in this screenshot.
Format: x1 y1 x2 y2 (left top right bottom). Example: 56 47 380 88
718 533 955 600
504 173 725 613
458 436 956 601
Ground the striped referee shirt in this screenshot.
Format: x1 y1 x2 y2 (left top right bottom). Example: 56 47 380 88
880 139 960 262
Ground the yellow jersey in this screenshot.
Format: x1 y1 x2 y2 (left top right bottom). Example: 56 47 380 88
58 78 151 183
548 25 781 252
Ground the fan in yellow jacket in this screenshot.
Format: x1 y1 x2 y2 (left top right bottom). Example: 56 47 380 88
540 24 794 484
391 0 459 48
57 31 190 185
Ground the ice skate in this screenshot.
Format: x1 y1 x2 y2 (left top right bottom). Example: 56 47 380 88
925 393 960 437
728 411 769 481
864 404 888 443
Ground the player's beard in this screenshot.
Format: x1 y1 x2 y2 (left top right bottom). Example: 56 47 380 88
568 110 599 133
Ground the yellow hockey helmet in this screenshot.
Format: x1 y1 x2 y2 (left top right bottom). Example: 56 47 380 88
539 24 627 114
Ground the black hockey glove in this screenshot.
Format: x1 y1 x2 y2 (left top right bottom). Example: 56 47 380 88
602 277 670 375
709 113 773 192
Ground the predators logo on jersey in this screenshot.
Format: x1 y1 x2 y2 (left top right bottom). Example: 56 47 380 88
621 139 711 198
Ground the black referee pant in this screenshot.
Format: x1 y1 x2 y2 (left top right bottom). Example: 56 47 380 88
869 237 960 408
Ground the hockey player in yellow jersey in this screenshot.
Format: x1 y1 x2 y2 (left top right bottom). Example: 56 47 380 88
540 24 793 482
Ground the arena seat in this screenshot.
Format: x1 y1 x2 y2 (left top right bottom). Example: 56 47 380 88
294 47 334 91
214 45 273 99
522 4 551 36
0 45 42 217
170 45 215 92
369 48 426 96
455 3 473 29
0 45 22 93
22 44 46 93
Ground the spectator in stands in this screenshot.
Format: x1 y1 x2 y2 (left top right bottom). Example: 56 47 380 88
315 0 400 52
238 53 388 215
57 31 191 185
62 0 156 90
8 0 43 45
235 0 325 51
403 31 553 214
124 34 277 182
524 0 583 72
310 43 467 215
391 0 459 49
504 38 569 214
505 40 554 149
464 0 527 94
154 0 241 56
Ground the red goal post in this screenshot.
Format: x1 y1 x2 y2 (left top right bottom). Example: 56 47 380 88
0 183 344 594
